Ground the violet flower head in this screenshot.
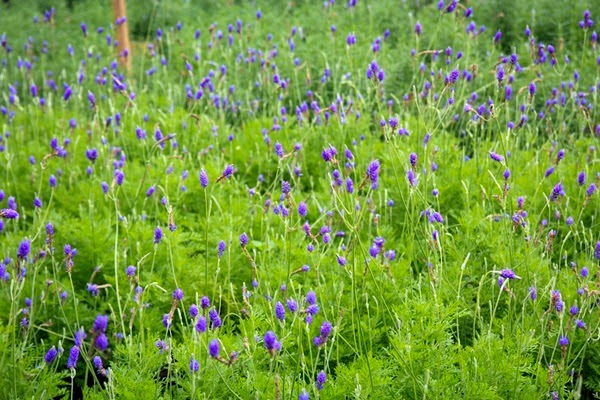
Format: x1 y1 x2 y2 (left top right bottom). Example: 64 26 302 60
529 286 537 301
154 226 163 244
173 288 184 301
409 153 418 168
500 269 517 279
17 239 31 260
44 346 58 365
67 346 79 369
559 335 569 347
208 339 220 358
126 265 136 277
264 330 281 353
287 298 298 313
595 241 600 260
209 308 222 329
196 316 207 333
414 22 422 36
577 171 585 186
217 240 226 258
493 30 502 44
367 159 380 189
549 182 565 202
275 301 285 321
316 371 327 390
201 296 210 309
93 314 108 334
190 357 199 373
320 321 333 338
200 169 209 188
222 164 234 179
95 334 108 351
240 232 249 248
0 209 19 219
298 201 308 217
114 169 124 186
189 304 199 319
489 151 504 162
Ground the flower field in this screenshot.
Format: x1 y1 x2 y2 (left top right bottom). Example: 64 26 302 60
0 0 600 398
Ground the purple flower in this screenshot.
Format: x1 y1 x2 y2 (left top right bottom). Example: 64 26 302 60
569 306 579 316
67 346 79 369
493 30 502 43
162 313 172 329
44 346 58 365
155 340 167 354
218 240 226 258
114 169 124 186
595 241 600 260
414 22 422 36
190 358 199 373
173 288 184 301
101 181 108 194
222 164 234 179
298 201 307 217
529 82 536 96
240 232 249 248
196 315 207 333
209 308 222 329
576 319 587 329
549 183 565 201
201 296 210 309
529 287 537 301
126 265 136 277
367 160 380 189
320 321 333 338
200 170 208 188
154 226 163 244
316 371 327 390
409 153 418 168
578 171 586 186
500 269 517 279
190 304 199 319
0 209 19 219
275 142 284 158
282 181 291 195
93 315 109 333
587 183 597 197
17 239 31 260
63 85 72 101
275 301 285 321
489 152 504 162
264 330 281 353
346 178 354 193
208 339 220 358
95 333 108 351
581 266 589 278
287 298 298 313
559 335 569 347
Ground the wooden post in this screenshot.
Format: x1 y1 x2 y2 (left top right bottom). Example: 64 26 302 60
112 0 132 72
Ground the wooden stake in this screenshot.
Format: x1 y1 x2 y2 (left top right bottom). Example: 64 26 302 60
112 0 132 72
